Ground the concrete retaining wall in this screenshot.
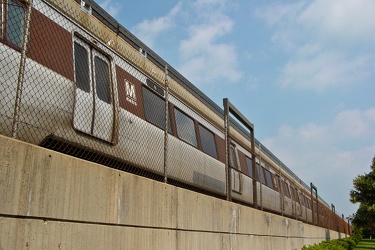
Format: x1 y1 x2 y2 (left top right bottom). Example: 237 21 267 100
0 135 345 249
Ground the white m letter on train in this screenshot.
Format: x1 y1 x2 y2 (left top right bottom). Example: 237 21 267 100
125 80 137 106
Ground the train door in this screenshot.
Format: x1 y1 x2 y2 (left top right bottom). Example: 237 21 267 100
276 175 284 213
229 143 242 193
273 173 283 213
73 37 115 143
294 188 303 218
291 185 301 219
281 180 292 215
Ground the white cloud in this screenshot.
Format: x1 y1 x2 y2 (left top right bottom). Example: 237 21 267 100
254 2 307 51
333 108 375 138
98 0 122 18
178 2 241 85
255 2 306 27
262 107 375 216
194 0 227 8
280 51 373 91
131 3 182 48
256 0 375 92
300 0 375 46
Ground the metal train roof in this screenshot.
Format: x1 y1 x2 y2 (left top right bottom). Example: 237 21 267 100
74 0 331 208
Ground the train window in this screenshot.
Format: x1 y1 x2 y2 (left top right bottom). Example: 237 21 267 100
74 42 90 92
0 0 26 48
142 86 171 132
282 181 291 198
198 124 217 158
94 56 111 103
174 108 197 147
264 168 274 189
245 156 253 178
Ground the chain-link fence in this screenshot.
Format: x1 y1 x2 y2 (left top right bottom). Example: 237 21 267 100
0 0 350 234
0 0 234 198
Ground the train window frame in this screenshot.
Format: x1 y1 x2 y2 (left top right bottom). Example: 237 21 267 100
142 85 172 132
174 108 198 147
0 0 27 49
198 124 218 159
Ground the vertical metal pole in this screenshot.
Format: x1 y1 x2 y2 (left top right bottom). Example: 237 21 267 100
331 204 335 230
310 183 318 225
251 126 257 208
12 0 33 138
347 218 350 235
259 145 263 210
163 64 169 183
279 169 284 215
342 214 346 236
310 183 314 225
223 98 231 201
316 187 319 225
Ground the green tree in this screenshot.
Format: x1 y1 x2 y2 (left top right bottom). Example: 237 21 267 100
350 156 375 237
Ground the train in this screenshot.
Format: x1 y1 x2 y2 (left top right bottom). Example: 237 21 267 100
0 0 350 235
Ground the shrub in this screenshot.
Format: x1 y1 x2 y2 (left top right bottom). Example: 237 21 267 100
301 236 359 250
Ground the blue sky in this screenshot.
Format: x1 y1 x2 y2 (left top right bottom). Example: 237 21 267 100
98 0 375 218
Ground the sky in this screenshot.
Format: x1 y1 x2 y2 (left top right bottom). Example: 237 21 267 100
97 0 375 218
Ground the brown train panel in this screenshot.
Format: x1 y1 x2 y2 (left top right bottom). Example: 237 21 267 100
115 65 145 119
215 135 226 164
29 9 74 81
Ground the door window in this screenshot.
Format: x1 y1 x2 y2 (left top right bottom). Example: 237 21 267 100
94 56 111 104
74 42 90 92
1 0 26 48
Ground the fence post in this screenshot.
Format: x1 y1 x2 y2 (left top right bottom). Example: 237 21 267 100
223 98 231 201
310 182 318 225
12 0 33 138
331 204 337 231
163 64 169 183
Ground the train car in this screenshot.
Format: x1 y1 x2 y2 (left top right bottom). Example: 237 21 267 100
0 0 350 234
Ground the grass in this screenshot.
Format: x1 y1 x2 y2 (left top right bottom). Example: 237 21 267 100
355 239 375 250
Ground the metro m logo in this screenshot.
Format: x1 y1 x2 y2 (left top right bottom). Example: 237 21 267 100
125 80 137 106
